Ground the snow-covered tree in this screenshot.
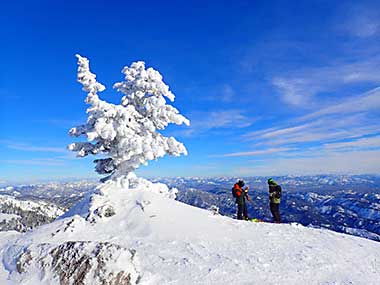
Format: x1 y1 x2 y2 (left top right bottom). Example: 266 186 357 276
68 55 189 181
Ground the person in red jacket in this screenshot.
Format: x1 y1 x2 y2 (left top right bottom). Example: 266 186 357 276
232 179 250 220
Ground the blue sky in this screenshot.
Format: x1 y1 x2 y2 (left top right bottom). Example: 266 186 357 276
1 0 380 182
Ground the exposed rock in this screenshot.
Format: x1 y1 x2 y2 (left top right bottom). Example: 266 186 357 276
93 205 116 219
16 241 139 285
16 249 32 273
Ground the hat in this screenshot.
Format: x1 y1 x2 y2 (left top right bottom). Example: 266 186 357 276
237 179 245 187
267 178 276 185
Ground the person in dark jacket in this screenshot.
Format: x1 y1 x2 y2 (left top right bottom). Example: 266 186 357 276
233 179 250 220
268 178 281 223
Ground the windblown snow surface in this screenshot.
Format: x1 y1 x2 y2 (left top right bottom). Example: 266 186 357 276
1 176 379 284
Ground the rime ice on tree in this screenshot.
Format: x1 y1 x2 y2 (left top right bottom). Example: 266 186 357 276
68 55 189 181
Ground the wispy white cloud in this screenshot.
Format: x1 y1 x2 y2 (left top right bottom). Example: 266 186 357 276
348 19 380 38
323 135 380 150
255 124 379 147
272 4 380 108
6 143 67 153
272 60 380 106
233 149 380 176
339 4 380 38
224 85 380 175
181 109 256 136
1 158 65 166
189 83 238 103
244 88 380 147
56 153 79 160
217 147 295 157
243 120 319 141
219 84 236 102
298 87 380 121
272 77 310 106
39 119 81 128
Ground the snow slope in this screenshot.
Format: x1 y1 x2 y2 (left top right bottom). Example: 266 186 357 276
0 195 64 218
0 195 65 233
0 213 21 222
1 175 380 284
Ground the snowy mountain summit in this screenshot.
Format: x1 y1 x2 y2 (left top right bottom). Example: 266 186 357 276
1 55 379 284
2 174 380 284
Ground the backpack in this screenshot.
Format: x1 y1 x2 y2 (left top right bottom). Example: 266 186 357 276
232 187 238 198
274 185 282 199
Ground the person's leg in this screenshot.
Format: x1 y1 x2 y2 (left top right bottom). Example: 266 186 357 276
275 204 282 223
270 203 276 222
237 203 243 220
272 203 281 223
243 202 248 220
